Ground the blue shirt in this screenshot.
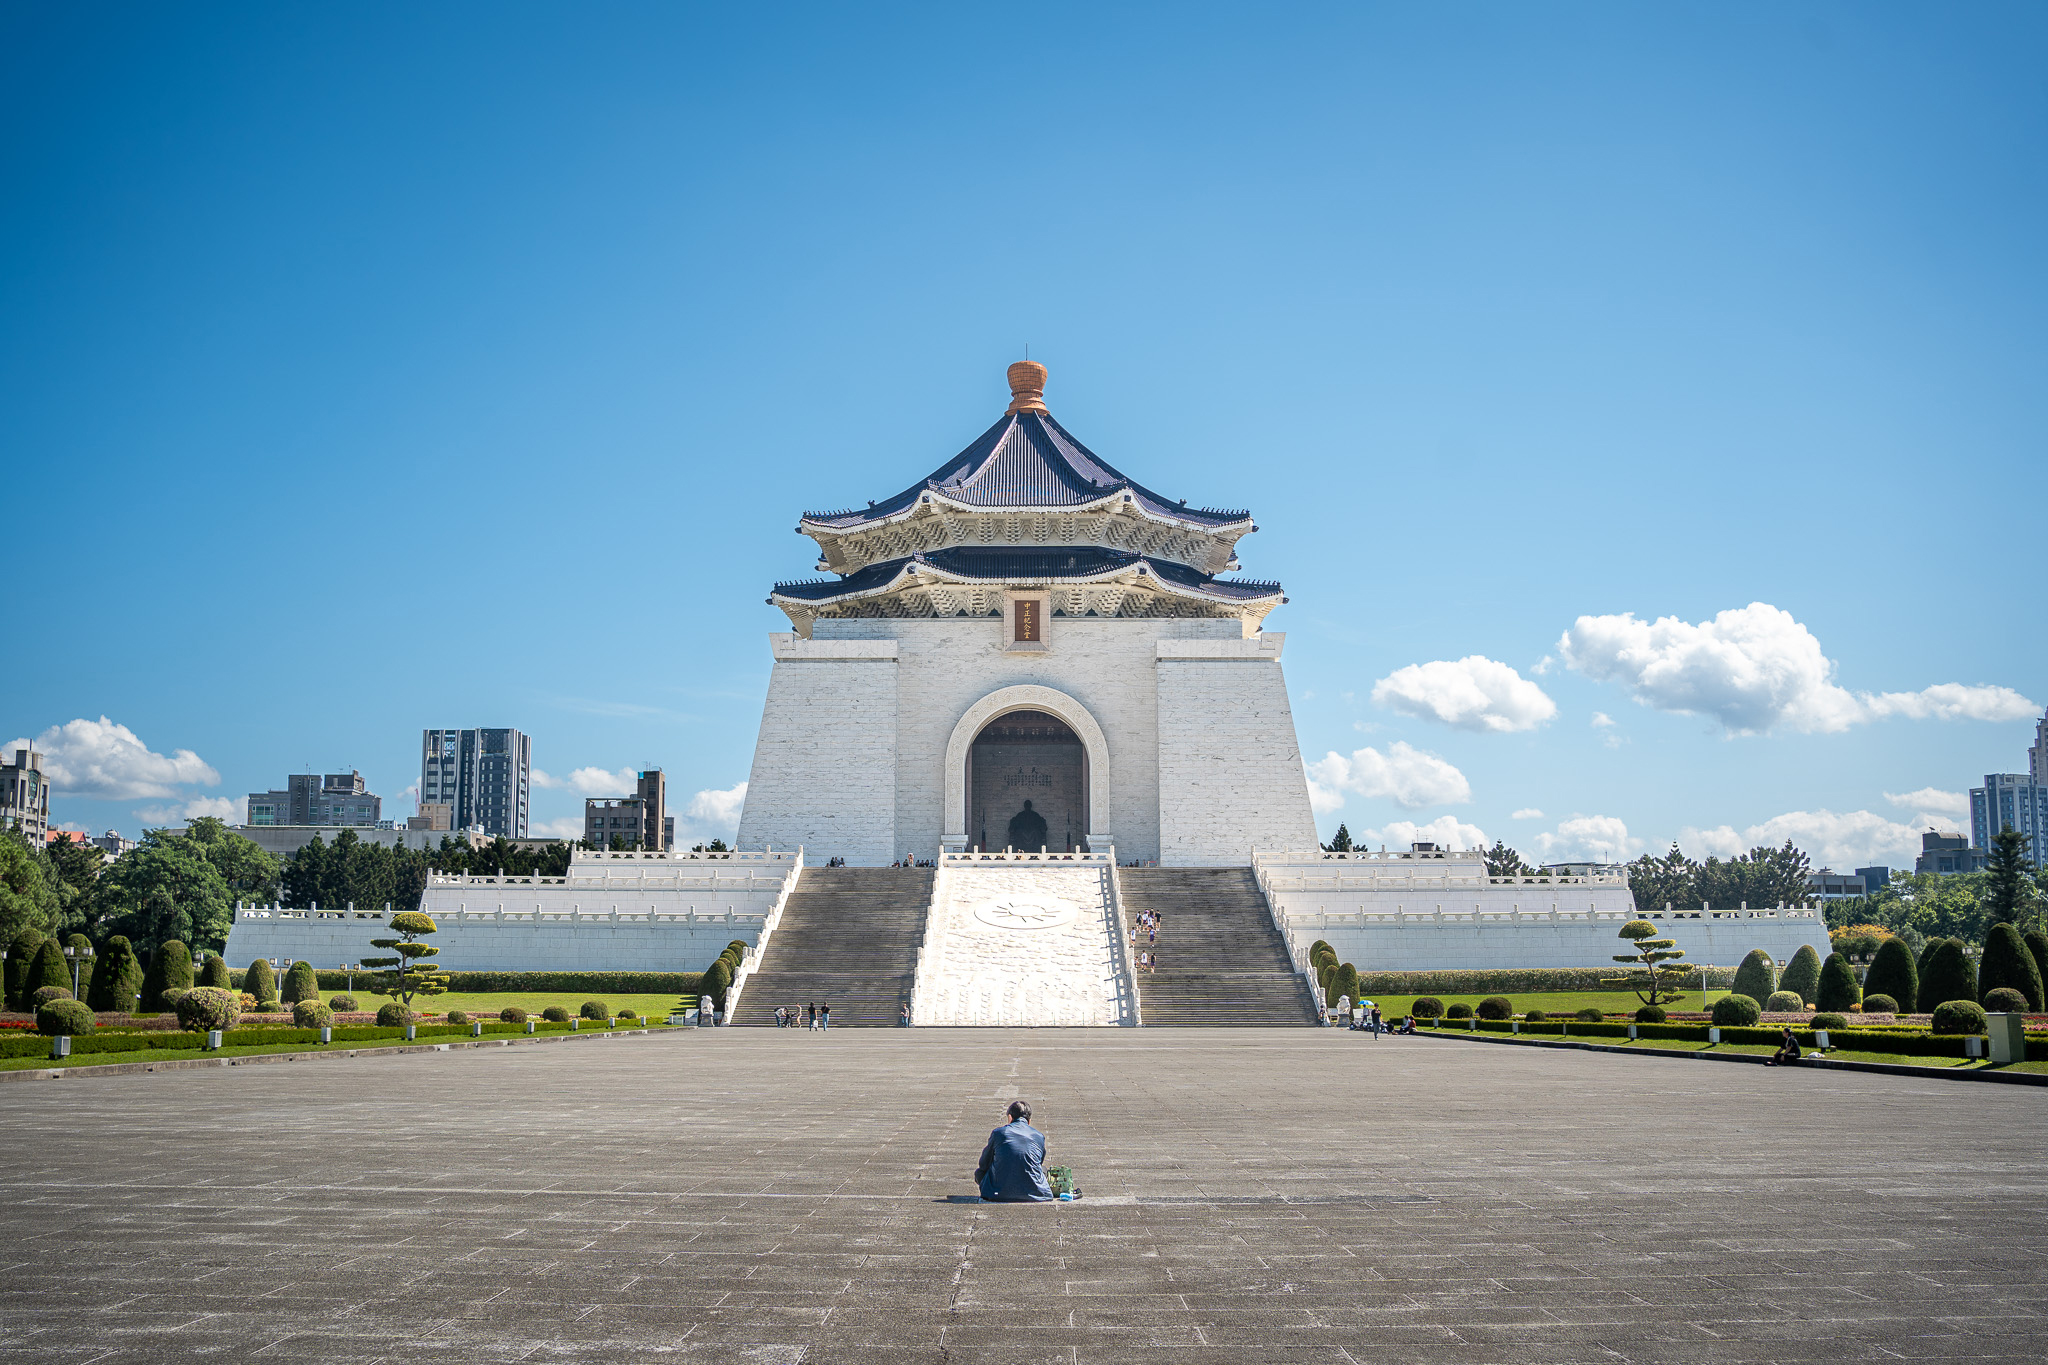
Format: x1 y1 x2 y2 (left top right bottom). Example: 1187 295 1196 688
975 1120 1053 1202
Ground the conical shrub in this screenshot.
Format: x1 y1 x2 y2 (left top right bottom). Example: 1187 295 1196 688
1978 922 2045 1010
1916 937 1942 977
27 939 69 999
701 957 731 1009
1919 938 1977 1013
5 930 45 1011
244 958 277 1003
141 940 193 1012
199 954 232 990
280 960 319 1005
1815 952 1861 1011
1778 945 1823 1006
1332 963 1359 1007
1863 937 1919 1014
86 936 143 1012
65 934 94 996
1730 948 1777 1008
2026 930 2048 989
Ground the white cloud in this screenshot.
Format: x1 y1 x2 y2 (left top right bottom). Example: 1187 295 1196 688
1591 711 1615 728
1371 656 1557 733
1356 816 1489 852
7 717 219 799
531 766 638 796
1307 742 1471 810
674 782 748 847
1530 655 1555 676
1678 809 1922 868
1511 808 1544 820
1884 787 1968 818
133 795 243 826
1533 814 1642 861
1559 602 2037 735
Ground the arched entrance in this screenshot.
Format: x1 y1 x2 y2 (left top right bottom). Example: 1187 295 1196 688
942 685 1113 854
967 711 1084 852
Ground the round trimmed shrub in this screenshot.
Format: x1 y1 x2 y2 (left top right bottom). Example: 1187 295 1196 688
618 1008 637 1019
1475 996 1512 1021
1712 994 1762 1027
700 958 732 1009
1445 1003 1473 1019
37 998 95 1036
329 993 358 1012
1810 1013 1848 1031
1332 963 1360 1008
175 986 240 1032
85 934 143 1013
244 958 277 1003
1930 1000 1987 1035
30 985 73 1010
161 988 192 1009
280 960 320 1006
26 938 68 1001
580 1000 608 1021
446 1009 469 1026
199 954 232 990
1765 990 1805 1012
292 1000 334 1029
1983 986 2029 1014
1409 996 1445 1019
541 1005 571 1023
142 939 193 1011
1864 937 1919 1014
1634 1005 1667 1023
1978 923 2045 1010
1778 945 1823 1008
1920 939 1977 1017
1862 994 1899 1014
376 1002 414 1026
1523 1009 1548 1021
499 1006 528 1024
249 999 283 1013
1815 952 1862 1012
1574 1007 1605 1022
1731 947 1778 1009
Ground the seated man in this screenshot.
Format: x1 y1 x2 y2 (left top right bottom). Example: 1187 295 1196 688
975 1100 1054 1202
1767 1026 1801 1067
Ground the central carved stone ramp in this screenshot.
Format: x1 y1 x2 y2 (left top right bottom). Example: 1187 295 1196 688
729 867 933 1027
1120 867 1319 1025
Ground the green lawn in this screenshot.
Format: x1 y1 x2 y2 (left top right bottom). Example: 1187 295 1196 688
1355 989 1729 1016
307 991 689 1018
1440 1032 1996 1071
1 1023 683 1073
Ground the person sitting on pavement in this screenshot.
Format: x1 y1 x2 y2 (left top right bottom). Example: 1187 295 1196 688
1767 1026 1801 1066
975 1100 1055 1202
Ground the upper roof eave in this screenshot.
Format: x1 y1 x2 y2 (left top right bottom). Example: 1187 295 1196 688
798 484 1256 539
769 551 1284 608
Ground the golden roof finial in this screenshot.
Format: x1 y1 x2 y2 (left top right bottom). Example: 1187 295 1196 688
1006 360 1048 414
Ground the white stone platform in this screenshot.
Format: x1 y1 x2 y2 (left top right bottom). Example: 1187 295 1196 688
910 851 1139 1026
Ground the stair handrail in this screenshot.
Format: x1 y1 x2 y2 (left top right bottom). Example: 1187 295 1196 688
1252 853 1327 1025
722 845 805 1021
909 850 951 1024
1102 849 1142 1026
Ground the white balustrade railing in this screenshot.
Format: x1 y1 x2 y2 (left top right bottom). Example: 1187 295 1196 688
1101 849 1141 1027
720 847 806 1021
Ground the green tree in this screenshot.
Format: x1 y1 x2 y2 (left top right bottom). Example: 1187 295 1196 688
280 960 319 1005
1484 840 1534 878
1919 938 1978 1012
1815 952 1862 1011
5 928 47 1010
1778 944 1823 1005
0 833 59 945
1982 827 2039 930
86 935 143 1012
1863 936 1919 1014
140 939 194 1012
1730 947 1778 1009
43 833 107 936
1697 841 1813 910
98 834 233 955
362 911 448 1007
183 817 282 906
1324 824 1354 853
1977 922 2045 1011
1626 844 1699 914
1604 919 1690 1007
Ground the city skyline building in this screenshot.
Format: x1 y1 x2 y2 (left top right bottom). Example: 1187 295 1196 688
1 749 49 845
583 768 668 850
1971 771 2045 866
420 728 531 839
246 771 382 828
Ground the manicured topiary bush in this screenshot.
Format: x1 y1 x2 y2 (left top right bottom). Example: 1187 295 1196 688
1778 945 1823 1007
1634 1005 1667 1023
26 939 69 1001
1816 952 1862 1012
199 954 232 990
176 987 240 1032
30 985 72 1010
1523 1009 1547 1021
700 958 732 1010
1983 987 2029 1014
1920 939 1977 1014
4 929 45 1011
618 1009 637 1019
1712 994 1762 1026
376 1002 414 1026
1862 993 1899 1014
1863 937 1918 1014
1978 923 2045 1010
2026 930 2048 990
1409 997 1444 1019
541 1005 570 1023
1574 1007 1605 1022
1475 996 1512 1021
1930 1000 1987 1035
161 988 192 1010
499 1006 528 1023
280 960 320 1006
1731 948 1778 1009
86 935 144 1013
1332 964 1360 1008
1810 1013 1848 1031
1445 1003 1473 1019
37 998 94 1036
329 993 358 1012
1765 990 1805 1012
248 999 282 1012
580 1000 608 1021
292 1000 334 1029
244 958 277 1004
446 1010 469 1026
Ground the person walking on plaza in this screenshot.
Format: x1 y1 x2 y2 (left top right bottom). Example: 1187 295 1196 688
805 1001 815 1030
774 1005 786 1028
820 1001 831 1030
1368 1005 1382 1039
901 1003 911 1027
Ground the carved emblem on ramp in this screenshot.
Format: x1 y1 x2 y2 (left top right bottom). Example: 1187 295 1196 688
970 895 1080 931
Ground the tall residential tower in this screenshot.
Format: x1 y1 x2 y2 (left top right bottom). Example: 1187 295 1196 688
420 728 531 839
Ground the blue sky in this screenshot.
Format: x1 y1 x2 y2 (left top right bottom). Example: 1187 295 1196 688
5 2 2043 868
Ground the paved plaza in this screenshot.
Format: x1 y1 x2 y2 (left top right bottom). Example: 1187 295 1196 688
2 1029 2045 1364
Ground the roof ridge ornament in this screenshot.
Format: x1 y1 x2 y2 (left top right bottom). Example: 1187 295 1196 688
1005 360 1048 415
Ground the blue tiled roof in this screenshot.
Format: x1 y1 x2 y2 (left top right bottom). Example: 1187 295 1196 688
771 546 1283 604
802 412 1251 530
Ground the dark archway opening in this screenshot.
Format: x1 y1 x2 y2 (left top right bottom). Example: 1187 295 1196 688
967 710 1087 852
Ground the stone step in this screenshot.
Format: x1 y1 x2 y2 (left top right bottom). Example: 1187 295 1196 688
1120 867 1318 1027
729 867 934 1027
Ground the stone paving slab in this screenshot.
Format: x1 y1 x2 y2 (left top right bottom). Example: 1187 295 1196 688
1 1028 2045 1363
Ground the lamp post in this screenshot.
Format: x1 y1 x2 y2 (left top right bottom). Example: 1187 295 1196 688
340 962 355 993
65 943 96 1000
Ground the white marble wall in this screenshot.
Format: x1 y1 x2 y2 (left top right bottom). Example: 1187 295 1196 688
912 860 1135 1026
1156 637 1319 864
